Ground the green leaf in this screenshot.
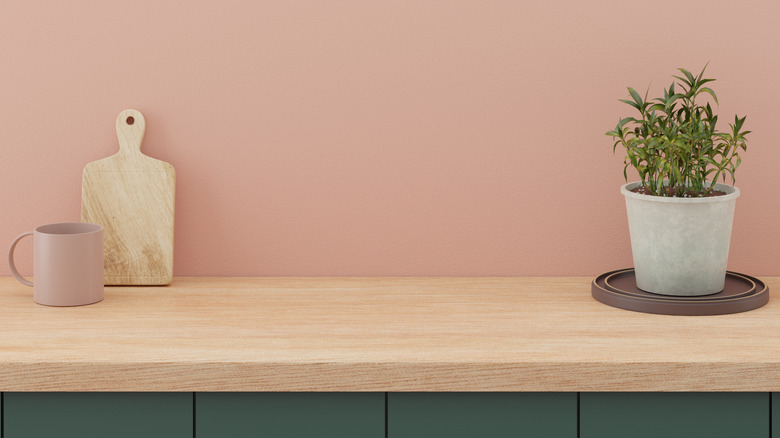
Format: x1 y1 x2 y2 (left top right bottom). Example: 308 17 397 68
626 149 638 168
678 67 695 83
702 156 718 167
704 103 713 118
699 87 719 105
649 103 665 112
696 61 711 82
628 87 643 106
673 75 691 91
734 115 746 131
667 93 683 104
619 99 640 110
672 166 682 184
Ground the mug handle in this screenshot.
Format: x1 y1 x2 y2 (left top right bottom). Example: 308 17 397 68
8 231 33 287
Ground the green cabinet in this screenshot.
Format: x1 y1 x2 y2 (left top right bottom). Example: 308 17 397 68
2 392 192 438
195 392 384 437
580 392 768 438
773 393 779 437
0 391 773 437
388 392 576 437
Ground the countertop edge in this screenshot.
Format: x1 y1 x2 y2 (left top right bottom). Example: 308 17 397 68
3 361 779 392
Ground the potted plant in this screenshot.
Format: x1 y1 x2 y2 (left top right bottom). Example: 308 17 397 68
606 65 750 296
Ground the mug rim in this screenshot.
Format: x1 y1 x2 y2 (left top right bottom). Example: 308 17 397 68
35 222 103 236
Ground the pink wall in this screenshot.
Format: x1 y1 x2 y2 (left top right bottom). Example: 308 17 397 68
2 1 779 277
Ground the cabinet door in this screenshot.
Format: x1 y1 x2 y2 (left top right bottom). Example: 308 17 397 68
388 392 576 438
3 392 192 438
580 392 768 438
196 392 384 438
773 393 779 437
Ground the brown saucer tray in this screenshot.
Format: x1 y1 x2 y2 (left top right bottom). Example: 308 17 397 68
592 269 769 316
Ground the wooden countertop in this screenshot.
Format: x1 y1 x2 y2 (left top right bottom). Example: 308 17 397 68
1 276 778 392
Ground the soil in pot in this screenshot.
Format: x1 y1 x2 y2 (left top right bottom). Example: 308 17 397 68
630 186 727 197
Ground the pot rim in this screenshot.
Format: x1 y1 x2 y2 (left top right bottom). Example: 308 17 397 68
621 181 740 203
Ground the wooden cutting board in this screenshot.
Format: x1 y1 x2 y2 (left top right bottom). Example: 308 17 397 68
81 109 175 285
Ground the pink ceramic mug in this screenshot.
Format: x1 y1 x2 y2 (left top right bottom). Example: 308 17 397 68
8 222 104 306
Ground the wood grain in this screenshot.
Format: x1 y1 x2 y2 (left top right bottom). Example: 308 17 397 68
0 277 778 392
81 109 175 285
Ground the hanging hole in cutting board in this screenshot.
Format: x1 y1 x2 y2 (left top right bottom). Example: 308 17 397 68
126 116 134 125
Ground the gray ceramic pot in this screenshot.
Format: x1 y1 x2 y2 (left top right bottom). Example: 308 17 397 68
622 181 740 296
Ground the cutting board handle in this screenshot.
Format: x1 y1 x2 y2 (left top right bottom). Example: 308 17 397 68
116 109 146 154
